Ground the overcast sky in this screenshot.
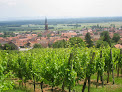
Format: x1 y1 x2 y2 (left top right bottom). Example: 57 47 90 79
0 0 122 20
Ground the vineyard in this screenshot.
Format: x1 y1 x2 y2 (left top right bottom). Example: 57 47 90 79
0 47 122 92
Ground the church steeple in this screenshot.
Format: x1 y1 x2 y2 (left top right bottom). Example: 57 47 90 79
45 17 48 30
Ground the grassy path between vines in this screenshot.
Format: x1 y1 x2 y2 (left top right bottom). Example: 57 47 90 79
4 73 122 92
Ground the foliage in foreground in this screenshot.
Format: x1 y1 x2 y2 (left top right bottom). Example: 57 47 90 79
0 48 121 92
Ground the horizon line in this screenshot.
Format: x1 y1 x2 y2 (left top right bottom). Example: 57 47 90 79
0 16 122 22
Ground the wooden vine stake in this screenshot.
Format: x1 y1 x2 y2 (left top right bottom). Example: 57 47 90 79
100 51 104 87
110 48 115 84
88 52 95 92
96 51 104 88
82 77 87 92
96 71 99 88
33 75 35 92
68 53 73 92
120 49 122 75
62 81 65 92
82 52 95 92
51 79 54 92
117 61 119 77
40 81 43 92
117 49 122 77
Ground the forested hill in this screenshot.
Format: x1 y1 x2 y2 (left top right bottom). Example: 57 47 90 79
0 17 122 26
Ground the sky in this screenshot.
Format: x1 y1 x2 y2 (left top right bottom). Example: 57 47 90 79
0 0 122 20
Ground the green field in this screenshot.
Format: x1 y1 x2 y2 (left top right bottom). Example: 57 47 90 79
0 22 122 33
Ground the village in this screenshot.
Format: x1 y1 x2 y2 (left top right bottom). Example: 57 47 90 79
0 18 122 50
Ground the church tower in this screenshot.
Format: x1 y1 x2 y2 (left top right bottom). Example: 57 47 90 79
45 17 48 30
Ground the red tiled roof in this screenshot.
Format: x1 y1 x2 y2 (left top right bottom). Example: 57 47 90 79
41 37 47 40
51 33 55 36
37 40 49 48
61 32 77 38
114 44 122 49
42 30 52 36
0 33 3 35
53 38 69 43
32 34 37 36
79 36 85 39
0 37 3 40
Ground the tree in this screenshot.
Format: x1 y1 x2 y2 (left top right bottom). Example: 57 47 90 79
47 34 51 38
95 40 109 48
3 44 11 50
0 44 2 49
38 33 42 37
69 37 85 47
33 44 42 48
52 39 67 48
10 43 17 50
3 32 16 37
2 43 17 50
85 32 93 47
100 31 111 46
112 33 120 43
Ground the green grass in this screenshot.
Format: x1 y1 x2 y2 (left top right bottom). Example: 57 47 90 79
73 72 122 92
2 85 31 92
3 76 122 92
3 89 28 92
1 22 122 32
2 72 122 92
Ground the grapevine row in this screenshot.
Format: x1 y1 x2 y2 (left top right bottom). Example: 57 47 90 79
0 48 121 92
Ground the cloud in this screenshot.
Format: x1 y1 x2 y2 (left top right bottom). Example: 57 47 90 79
0 0 122 19
0 0 17 6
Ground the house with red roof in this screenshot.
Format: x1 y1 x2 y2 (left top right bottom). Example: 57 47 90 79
0 37 3 40
61 32 77 38
114 44 122 49
37 39 49 48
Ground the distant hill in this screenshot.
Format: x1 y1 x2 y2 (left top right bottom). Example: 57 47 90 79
0 17 122 26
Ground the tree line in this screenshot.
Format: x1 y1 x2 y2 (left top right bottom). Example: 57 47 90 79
49 31 120 48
